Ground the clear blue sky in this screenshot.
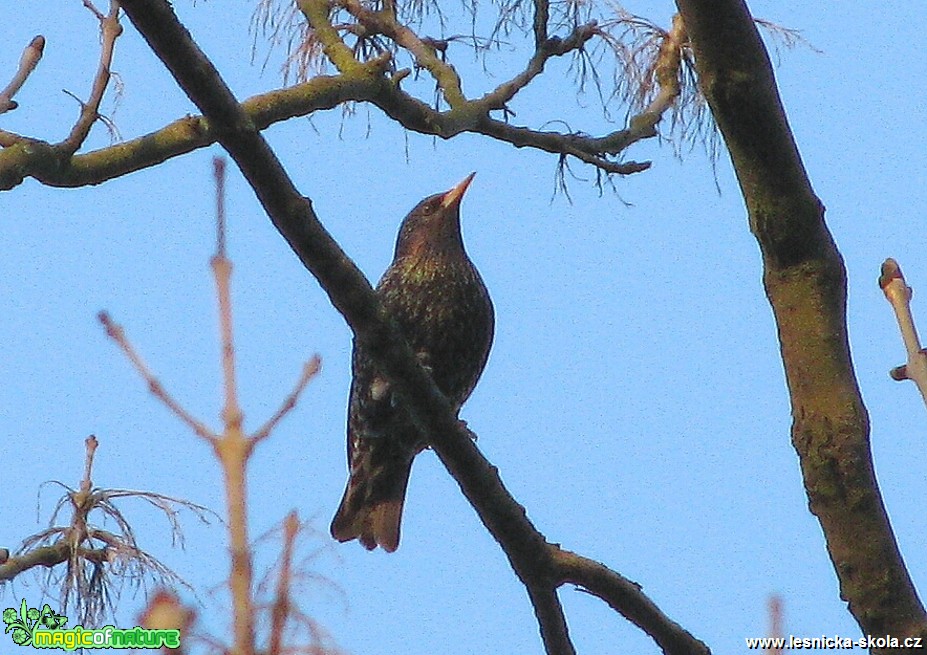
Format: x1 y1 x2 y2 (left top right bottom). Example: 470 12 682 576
3 1 926 653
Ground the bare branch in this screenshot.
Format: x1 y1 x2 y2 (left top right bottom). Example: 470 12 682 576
60 0 124 155
335 0 466 106
532 0 549 46
526 585 575 655
267 512 299 655
477 21 600 111
3 438 205 626
0 66 390 190
251 357 322 444
81 434 99 494
0 35 45 114
98 311 216 442
298 0 366 74
879 258 927 405
0 543 107 582
555 548 710 655
1 3 673 191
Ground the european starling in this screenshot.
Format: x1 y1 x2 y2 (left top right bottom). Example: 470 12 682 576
330 173 494 552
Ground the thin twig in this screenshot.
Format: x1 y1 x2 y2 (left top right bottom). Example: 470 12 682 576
251 356 321 444
267 512 299 655
207 155 256 655
61 0 123 154
98 311 216 442
0 35 45 114
215 157 227 258
477 21 600 111
879 258 927 406
335 0 466 106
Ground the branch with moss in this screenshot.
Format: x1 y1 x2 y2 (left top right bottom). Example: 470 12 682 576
333 0 467 106
674 0 927 644
0 66 390 190
301 0 667 172
114 1 710 653
2 0 692 190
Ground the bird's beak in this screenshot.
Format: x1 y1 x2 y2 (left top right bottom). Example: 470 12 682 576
441 172 476 209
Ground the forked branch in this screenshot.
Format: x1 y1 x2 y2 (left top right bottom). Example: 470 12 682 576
1 0 691 190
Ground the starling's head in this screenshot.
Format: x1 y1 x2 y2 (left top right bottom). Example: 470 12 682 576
394 173 476 260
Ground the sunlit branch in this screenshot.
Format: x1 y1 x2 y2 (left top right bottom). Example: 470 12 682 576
0 69 388 190
61 0 123 154
98 311 216 442
477 21 599 111
0 0 671 191
675 0 926 638
879 258 927 406
336 0 466 106
0 35 45 114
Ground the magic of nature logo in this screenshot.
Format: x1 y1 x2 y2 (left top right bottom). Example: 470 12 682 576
3 599 180 650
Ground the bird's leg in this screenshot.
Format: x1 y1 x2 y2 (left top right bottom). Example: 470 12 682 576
457 418 478 441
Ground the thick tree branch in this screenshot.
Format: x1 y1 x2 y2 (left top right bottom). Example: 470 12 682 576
674 0 927 646
114 0 708 652
0 70 385 190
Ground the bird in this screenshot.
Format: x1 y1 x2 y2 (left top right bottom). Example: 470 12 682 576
330 173 494 552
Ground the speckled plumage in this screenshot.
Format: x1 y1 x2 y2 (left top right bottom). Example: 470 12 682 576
330 174 494 552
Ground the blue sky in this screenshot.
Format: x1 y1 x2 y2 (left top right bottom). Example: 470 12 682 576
3 1 926 653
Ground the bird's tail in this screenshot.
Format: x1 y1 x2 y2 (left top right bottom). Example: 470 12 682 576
330 442 414 553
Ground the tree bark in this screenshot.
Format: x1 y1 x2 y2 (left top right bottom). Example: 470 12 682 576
674 0 927 646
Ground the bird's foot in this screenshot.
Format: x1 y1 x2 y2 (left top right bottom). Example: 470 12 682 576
458 419 477 441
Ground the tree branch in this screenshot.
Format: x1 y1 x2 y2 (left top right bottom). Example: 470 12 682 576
115 0 709 652
61 0 123 155
0 2 672 191
334 0 467 106
0 543 108 582
0 68 386 190
555 548 708 655
0 35 45 114
674 0 927 645
879 258 927 405
477 21 599 111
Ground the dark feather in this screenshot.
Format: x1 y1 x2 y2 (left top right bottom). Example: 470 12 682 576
331 174 494 551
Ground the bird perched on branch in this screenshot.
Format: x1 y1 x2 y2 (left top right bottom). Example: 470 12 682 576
331 173 494 552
